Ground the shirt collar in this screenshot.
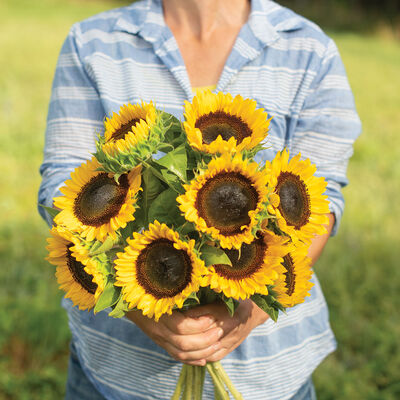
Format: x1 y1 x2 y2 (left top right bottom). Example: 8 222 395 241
113 0 300 43
112 0 303 97
113 0 165 43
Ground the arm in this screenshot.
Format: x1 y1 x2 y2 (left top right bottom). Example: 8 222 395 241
38 24 104 226
308 213 335 266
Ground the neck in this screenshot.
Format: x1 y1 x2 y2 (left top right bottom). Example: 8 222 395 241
162 0 250 40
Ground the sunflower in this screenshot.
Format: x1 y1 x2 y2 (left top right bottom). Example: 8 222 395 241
54 158 141 242
273 242 313 307
177 153 270 249
114 221 208 321
201 230 288 300
46 226 105 310
267 149 330 244
102 101 156 157
184 90 270 154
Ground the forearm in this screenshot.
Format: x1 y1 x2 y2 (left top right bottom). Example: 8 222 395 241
307 213 335 266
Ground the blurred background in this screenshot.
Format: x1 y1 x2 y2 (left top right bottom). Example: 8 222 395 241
0 0 399 399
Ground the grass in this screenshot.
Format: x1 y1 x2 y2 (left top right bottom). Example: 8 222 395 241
0 1 399 399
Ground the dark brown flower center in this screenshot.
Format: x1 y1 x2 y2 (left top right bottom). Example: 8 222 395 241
276 172 310 229
136 239 193 299
66 245 97 294
282 254 295 296
213 236 266 280
111 118 142 142
196 172 259 236
195 111 252 145
74 173 129 227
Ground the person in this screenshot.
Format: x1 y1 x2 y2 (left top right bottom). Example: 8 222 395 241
38 0 361 399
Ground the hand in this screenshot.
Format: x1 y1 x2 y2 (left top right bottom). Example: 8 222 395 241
126 309 224 366
183 300 269 363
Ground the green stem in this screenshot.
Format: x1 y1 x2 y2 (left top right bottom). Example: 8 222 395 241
206 363 229 400
183 365 193 400
212 361 244 400
171 364 187 400
214 386 222 400
193 366 201 400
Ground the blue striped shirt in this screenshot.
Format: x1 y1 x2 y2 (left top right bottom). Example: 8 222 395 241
38 0 361 398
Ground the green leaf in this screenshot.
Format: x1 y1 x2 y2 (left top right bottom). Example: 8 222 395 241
132 202 146 233
91 252 115 276
148 188 184 226
120 221 136 242
200 244 232 267
162 118 185 149
143 159 185 194
141 166 166 225
94 280 121 314
39 204 60 219
180 292 200 310
176 221 196 236
219 294 239 317
198 287 218 304
265 291 286 313
186 145 208 173
160 168 185 193
155 144 188 182
142 166 165 202
108 294 130 318
251 294 281 322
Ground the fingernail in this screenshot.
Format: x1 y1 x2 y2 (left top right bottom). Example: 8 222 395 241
217 328 223 338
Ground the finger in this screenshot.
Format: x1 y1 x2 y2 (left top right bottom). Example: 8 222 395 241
183 359 207 367
205 347 228 363
162 337 222 364
205 323 249 362
126 309 171 339
162 311 216 335
167 326 224 352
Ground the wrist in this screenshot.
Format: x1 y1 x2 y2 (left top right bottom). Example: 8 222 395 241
238 299 269 328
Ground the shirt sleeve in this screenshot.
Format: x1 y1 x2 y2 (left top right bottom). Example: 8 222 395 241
38 24 105 226
291 39 362 235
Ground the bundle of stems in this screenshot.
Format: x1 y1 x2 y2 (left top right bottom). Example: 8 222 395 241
171 361 244 400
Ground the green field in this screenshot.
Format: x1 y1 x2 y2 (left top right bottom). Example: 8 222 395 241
0 0 399 399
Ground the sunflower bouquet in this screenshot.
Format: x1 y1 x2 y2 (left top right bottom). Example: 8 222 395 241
44 90 330 400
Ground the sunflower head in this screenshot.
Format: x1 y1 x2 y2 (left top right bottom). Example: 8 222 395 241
267 149 330 244
184 90 270 154
201 230 289 300
114 221 208 321
54 158 142 242
102 101 156 157
46 226 105 310
273 241 313 307
177 153 270 249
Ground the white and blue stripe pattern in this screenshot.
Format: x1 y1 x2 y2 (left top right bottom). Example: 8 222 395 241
38 0 361 398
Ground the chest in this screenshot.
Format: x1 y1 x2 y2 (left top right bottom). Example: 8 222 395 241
170 27 240 88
